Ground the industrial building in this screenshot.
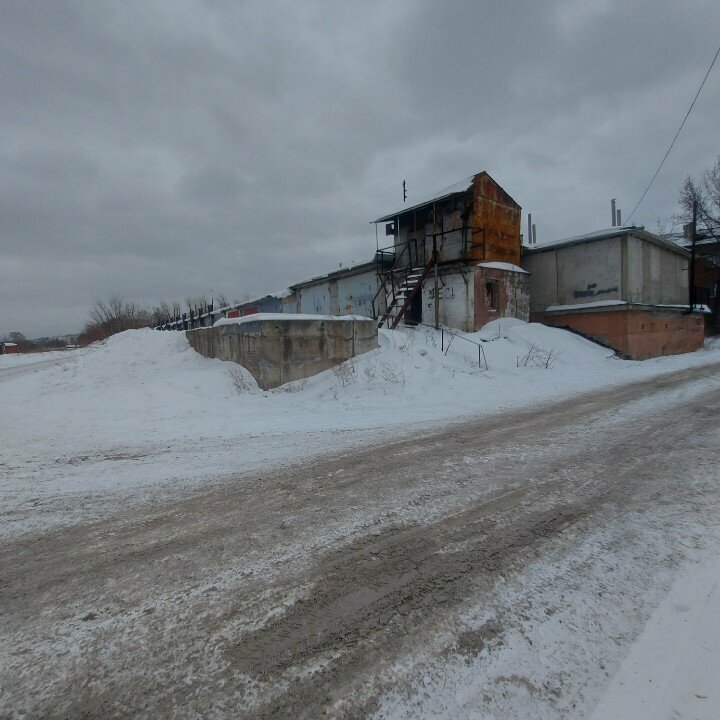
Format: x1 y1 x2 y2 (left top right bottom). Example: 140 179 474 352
289 260 383 318
158 171 531 335
371 171 529 331
523 226 705 359
156 171 707 361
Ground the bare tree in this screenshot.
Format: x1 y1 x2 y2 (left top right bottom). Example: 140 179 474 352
678 156 720 240
149 301 174 327
185 295 209 313
79 294 152 344
3 331 36 352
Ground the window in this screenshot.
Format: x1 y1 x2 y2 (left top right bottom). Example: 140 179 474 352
485 280 499 310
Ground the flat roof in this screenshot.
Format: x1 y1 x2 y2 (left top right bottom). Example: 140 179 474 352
525 226 690 257
289 259 376 290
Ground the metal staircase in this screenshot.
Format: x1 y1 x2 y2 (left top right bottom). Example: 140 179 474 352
378 252 437 329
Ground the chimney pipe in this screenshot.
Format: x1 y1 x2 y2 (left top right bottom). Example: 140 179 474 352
532 223 537 245
528 213 532 245
616 208 622 226
611 199 616 227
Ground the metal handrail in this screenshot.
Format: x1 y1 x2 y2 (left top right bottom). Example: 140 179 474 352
412 321 488 370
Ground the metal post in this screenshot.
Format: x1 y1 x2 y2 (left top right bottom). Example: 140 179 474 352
433 237 439 330
441 328 444 352
689 199 697 312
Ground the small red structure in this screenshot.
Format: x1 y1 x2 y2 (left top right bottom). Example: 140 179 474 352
1 342 20 354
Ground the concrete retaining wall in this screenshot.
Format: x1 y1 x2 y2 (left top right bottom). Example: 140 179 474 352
186 316 378 390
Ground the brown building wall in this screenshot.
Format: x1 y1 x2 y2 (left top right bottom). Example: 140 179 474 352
694 257 720 333
535 307 704 360
470 173 521 265
474 267 530 330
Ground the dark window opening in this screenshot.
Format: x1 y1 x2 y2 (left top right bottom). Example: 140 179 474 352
485 280 499 311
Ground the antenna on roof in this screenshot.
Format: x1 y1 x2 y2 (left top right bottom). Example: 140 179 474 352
402 180 407 202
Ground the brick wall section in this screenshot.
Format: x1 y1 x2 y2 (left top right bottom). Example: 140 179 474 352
473 267 530 330
534 306 705 360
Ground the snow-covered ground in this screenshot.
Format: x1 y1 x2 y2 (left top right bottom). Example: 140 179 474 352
0 348 76 368
2 321 719 718
2 321 719 539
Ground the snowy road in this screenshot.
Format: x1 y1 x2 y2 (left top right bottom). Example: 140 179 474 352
1 361 719 719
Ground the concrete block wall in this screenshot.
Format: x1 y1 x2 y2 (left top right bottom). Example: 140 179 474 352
186 316 378 390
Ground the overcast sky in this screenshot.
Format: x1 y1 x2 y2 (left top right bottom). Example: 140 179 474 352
1 0 719 338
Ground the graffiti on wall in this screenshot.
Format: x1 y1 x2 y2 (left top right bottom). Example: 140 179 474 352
573 283 618 299
428 285 456 300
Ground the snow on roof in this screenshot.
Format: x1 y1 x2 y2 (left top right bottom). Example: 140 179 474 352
3 342 18 346
529 227 643 250
546 300 627 312
289 259 376 289
477 261 529 274
213 313 371 328
232 289 291 307
545 300 711 313
372 176 475 223
526 226 691 257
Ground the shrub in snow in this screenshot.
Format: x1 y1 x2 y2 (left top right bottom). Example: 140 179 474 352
331 358 357 388
516 344 561 369
227 365 254 394
364 359 405 387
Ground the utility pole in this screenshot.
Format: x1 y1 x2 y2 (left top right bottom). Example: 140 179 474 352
433 237 439 330
402 180 407 203
689 199 697 312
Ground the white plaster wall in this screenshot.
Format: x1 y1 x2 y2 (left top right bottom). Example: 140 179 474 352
640 241 688 304
524 251 559 312
525 237 622 311
625 236 644 302
337 271 379 317
421 269 474 331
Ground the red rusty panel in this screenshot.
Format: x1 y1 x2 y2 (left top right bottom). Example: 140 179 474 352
242 307 258 316
469 172 521 265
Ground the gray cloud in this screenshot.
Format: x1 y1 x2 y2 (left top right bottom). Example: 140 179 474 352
1 0 719 337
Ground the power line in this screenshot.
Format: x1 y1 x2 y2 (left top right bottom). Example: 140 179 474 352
626 42 720 223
